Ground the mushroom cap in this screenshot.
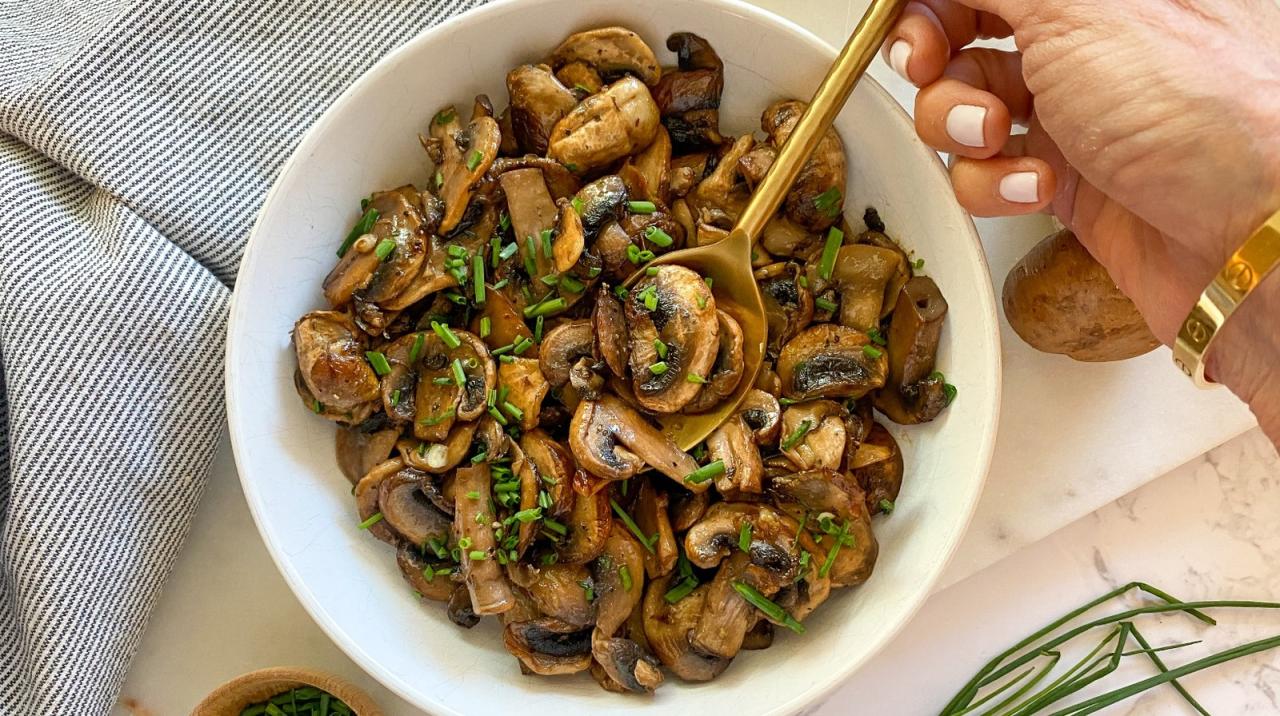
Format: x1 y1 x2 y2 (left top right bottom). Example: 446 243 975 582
506 64 577 155
642 575 730 682
548 77 660 174
592 284 630 378
684 502 800 576
683 309 746 414
378 468 453 548
539 319 595 389
780 400 848 471
777 323 888 400
706 415 764 495
335 423 399 485
503 617 593 675
737 389 782 445
849 422 904 514
874 276 950 424
549 27 661 85
569 394 702 488
293 311 380 412
760 99 846 232
624 265 719 414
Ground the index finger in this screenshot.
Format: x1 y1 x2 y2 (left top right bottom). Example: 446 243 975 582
881 0 1019 86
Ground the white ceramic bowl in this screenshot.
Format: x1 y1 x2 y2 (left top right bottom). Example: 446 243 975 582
226 1 1001 713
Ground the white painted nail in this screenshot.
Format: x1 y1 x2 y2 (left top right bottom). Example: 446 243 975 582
888 40 912 82
945 104 988 148
999 172 1040 204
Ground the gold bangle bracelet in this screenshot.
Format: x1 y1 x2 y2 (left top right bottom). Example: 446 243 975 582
1174 206 1280 387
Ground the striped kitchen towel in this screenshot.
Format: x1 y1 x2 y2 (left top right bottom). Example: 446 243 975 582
0 0 485 712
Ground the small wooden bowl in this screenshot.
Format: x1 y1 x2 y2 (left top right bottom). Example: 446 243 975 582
192 666 383 716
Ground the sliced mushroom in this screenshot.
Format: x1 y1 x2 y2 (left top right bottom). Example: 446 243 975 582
552 197 585 272
690 134 753 221
642 576 729 682
499 357 549 431
335 423 400 484
353 187 431 305
691 551 790 660
875 276 950 424
293 311 380 413
323 233 379 307
756 262 814 353
508 561 595 627
569 394 703 489
769 469 878 588
556 61 602 94
354 458 407 546
503 617 593 675
454 463 516 615
624 265 719 414
670 487 710 532
591 527 663 693
499 167 559 296
737 143 775 190
622 126 672 203
396 544 454 602
684 502 800 578
379 467 453 548
520 429 576 523
772 554 831 623
471 287 536 355
413 330 495 441
507 64 578 155
592 284 630 378
824 244 904 331
548 77 660 174
539 319 595 389
760 216 820 259
780 400 847 471
857 229 913 318
430 106 501 234
558 486 612 565
777 323 888 400
760 99 846 232
683 309 745 414
447 583 481 628
489 156 582 199
669 153 710 198
549 27 661 85
633 479 677 578
741 620 775 650
849 422 904 514
652 32 723 116
705 415 763 495
399 420 478 474
574 175 628 229
737 389 782 446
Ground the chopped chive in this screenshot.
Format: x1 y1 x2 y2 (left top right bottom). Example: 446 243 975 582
336 207 380 257
524 297 567 317
524 236 538 276
502 401 524 421
732 581 805 634
490 236 501 269
492 278 509 290
628 200 657 214
739 522 753 552
684 460 725 484
626 244 642 264
499 211 511 233
637 249 655 262
558 275 584 293
779 397 801 406
614 285 629 300
914 257 925 270
542 517 568 535
487 406 509 426
643 289 658 312
781 418 814 451
609 499 656 554
469 549 488 561
798 275 809 288
619 565 633 592
813 186 842 218
365 351 392 376
564 163 578 172
587 266 602 278
571 197 584 215
444 292 467 305
445 257 465 269
389 388 401 407
432 376 454 385
473 256 486 303
868 327 887 346
815 296 838 312
447 244 468 259
419 408 455 427
540 274 560 286
818 226 844 280
534 315 544 342
511 507 542 523
457 536 473 549
653 338 668 359
537 490 553 509
466 149 483 171
704 276 713 289
580 579 595 601
434 170 443 190
499 242 518 261
648 361 668 375
466 490 480 500
686 373 707 384
541 229 553 258
863 345 883 359
645 225 674 247
479 316 491 338
431 321 461 349
943 382 958 406
374 238 397 260
879 499 895 514
358 512 384 530
697 294 707 309
664 577 698 603
451 358 466 386
492 342 515 356
499 354 515 364
434 107 456 125
513 337 533 355
645 266 659 276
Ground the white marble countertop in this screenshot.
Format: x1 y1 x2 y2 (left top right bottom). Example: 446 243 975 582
114 2 1278 714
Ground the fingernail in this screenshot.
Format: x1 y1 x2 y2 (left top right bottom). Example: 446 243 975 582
888 40 912 82
946 105 988 148
999 172 1040 203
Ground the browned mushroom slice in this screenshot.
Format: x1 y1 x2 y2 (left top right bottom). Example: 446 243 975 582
354 458 406 546
633 479 677 577
379 468 452 548
293 311 380 415
499 167 558 296
592 527 663 693
335 423 400 485
737 143 775 190
454 332 496 421
849 422 904 515
737 389 782 446
548 77 660 175
431 107 501 234
691 551 792 660
489 156 582 200
539 319 594 389
569 395 703 489
761 99 846 232
372 333 415 424
508 562 596 627
684 309 745 414
520 428 576 525
823 244 904 331
780 400 847 471
413 333 462 442
396 544 454 602
593 221 636 280
690 134 753 220
507 64 578 155
669 153 710 198
401 421 474 476
498 107 519 155
323 233 379 307
503 617 593 675
353 187 430 305
642 576 729 682
622 126 672 203
652 33 723 115
756 262 815 352
454 463 516 615
556 61 602 94
772 554 831 623
769 469 878 588
552 197 585 273
760 216 820 259
470 287 536 356
875 276 951 424
447 583 481 628
777 323 888 400
684 502 801 575
549 27 661 85
742 620 775 650
592 284 630 378
624 265 718 414
670 487 710 532
558 486 611 565
705 415 763 495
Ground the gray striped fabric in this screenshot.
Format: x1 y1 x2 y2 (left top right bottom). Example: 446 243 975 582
0 0 484 712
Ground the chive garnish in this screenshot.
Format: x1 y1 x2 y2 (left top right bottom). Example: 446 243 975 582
470 451 488 465
645 225 674 247
781 418 814 451
473 256 486 303
513 337 533 355
818 226 844 280
540 274 559 286
571 197 584 215
645 266 659 276
434 170 444 190
451 358 466 386
499 242 518 261
419 408 455 427
863 345 883 359
914 257 925 270
492 342 515 356
466 149 483 171
664 577 698 603
558 275 584 293
619 565 633 592
534 315 544 342
479 316 491 338
487 406 509 426
732 581 805 634
653 338 668 359
389 388 401 406
358 512 384 530
637 249 655 261
739 522 753 552
466 490 480 500
626 244 642 264
524 297 566 317
431 321 461 349
365 351 392 376
686 373 706 384
879 499 895 514
432 376 453 385
511 507 542 523
943 383 958 406
374 238 396 260
628 200 657 214
502 401 524 421
434 108 455 125
648 361 668 376
643 289 658 312
524 236 538 276
310 398 323 414
541 229 553 258
683 460 725 484
609 499 656 554
815 296 838 313
542 517 568 535
868 327 887 346
812 186 842 218
697 295 707 309
336 207 379 257
614 285 629 300
468 549 488 561
447 244 467 259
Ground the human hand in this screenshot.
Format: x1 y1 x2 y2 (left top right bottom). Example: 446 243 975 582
883 0 1280 438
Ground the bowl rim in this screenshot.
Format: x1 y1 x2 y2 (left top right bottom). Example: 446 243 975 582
225 0 1002 713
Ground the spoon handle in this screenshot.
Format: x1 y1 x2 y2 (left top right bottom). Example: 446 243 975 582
735 0 909 242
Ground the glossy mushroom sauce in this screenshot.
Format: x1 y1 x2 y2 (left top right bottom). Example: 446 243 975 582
292 26 955 694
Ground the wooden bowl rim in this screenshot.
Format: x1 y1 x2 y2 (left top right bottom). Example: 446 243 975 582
191 666 383 716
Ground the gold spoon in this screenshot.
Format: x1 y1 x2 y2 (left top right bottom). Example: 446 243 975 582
627 0 909 450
